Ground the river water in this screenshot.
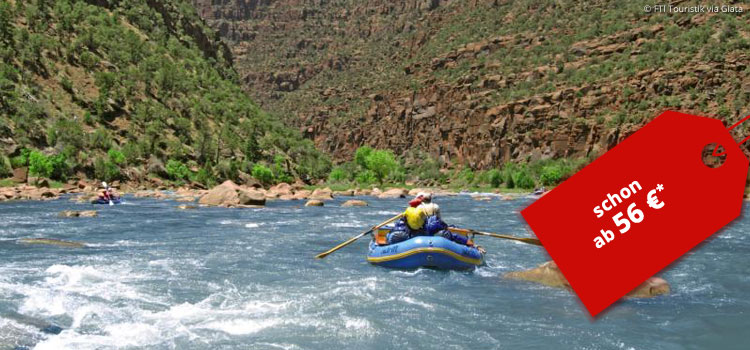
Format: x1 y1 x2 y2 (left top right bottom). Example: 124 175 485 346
0 194 748 350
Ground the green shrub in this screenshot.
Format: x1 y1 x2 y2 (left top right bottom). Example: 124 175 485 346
486 168 503 187
191 165 216 187
166 159 190 180
364 149 400 183
539 164 563 186
272 155 293 183
252 163 274 185
28 150 53 178
10 148 30 168
328 166 348 183
216 160 238 182
355 170 377 185
94 156 120 181
107 148 125 165
48 153 70 180
512 167 536 189
0 154 11 177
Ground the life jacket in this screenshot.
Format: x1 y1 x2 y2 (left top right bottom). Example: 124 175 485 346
404 206 426 230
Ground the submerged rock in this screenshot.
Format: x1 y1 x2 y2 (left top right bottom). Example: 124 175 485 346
504 261 670 298
472 196 493 201
58 210 98 218
305 199 325 207
342 200 368 207
177 205 198 210
18 238 86 248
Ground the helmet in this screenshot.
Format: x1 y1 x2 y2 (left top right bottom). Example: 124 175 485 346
418 192 432 202
102 182 108 188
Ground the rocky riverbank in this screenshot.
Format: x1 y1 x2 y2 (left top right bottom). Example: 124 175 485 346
0 177 528 206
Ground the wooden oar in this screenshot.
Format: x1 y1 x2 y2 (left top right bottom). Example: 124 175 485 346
315 213 403 259
452 228 543 246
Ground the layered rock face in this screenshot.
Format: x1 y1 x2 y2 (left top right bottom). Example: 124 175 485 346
193 0 750 168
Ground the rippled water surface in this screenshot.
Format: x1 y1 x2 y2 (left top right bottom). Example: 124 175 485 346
1 194 748 350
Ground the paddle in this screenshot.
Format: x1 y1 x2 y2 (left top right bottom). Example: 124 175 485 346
452 228 543 246
315 213 403 259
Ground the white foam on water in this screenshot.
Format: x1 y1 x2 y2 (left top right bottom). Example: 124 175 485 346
329 222 362 228
374 210 400 216
399 296 434 310
244 223 261 228
199 318 281 335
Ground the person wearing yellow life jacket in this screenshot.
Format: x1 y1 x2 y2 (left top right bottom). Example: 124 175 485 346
386 196 427 244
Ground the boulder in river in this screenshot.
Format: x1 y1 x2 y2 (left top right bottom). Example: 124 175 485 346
268 183 293 197
334 189 355 196
305 199 325 207
309 187 333 200
238 188 266 206
504 261 670 298
177 204 198 210
378 188 407 198
199 183 241 206
293 189 312 200
342 200 368 207
19 238 86 248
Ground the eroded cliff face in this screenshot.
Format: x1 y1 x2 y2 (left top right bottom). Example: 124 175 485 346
192 0 750 168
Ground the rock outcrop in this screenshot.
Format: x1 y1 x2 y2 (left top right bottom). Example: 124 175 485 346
504 261 670 298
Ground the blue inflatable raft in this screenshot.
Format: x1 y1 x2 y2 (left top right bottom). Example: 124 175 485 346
367 226 484 270
92 197 122 205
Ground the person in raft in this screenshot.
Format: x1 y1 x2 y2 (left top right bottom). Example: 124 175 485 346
386 193 470 245
99 182 117 201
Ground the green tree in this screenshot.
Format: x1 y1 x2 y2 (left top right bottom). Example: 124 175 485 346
354 146 373 169
28 150 53 178
328 166 348 183
355 170 377 185
539 164 563 186
364 149 399 184
166 159 191 180
252 163 274 185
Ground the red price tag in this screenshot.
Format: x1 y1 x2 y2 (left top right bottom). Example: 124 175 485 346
521 111 749 316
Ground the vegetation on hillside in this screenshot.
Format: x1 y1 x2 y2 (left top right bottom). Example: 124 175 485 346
0 0 329 187
327 146 587 190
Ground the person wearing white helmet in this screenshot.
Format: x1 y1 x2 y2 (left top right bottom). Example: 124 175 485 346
417 192 440 219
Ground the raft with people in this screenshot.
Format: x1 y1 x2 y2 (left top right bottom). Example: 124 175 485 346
368 226 484 270
315 192 542 269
